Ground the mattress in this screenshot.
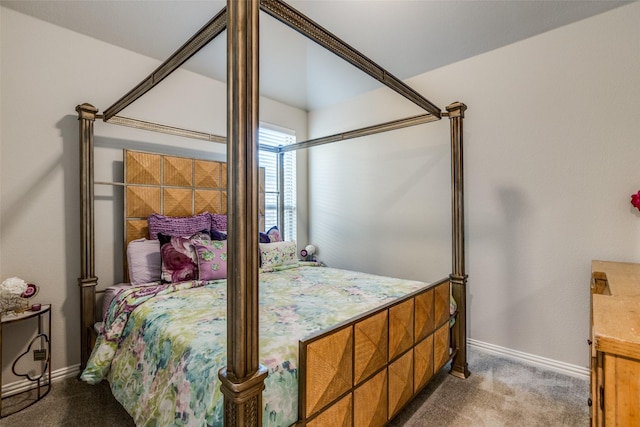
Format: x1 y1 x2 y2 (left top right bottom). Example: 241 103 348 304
81 265 433 426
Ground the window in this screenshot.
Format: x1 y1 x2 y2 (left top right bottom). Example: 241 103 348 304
258 124 296 242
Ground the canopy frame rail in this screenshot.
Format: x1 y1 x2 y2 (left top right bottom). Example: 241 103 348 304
104 100 440 162
279 113 438 153
104 115 227 144
260 0 441 118
102 0 441 123
102 7 227 121
100 112 440 154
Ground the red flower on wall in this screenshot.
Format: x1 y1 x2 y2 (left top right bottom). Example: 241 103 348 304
631 191 640 211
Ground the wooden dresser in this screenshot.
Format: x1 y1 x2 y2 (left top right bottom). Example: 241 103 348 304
590 260 640 426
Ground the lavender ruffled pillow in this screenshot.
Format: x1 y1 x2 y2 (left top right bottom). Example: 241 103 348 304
148 212 211 240
210 213 227 232
193 240 228 281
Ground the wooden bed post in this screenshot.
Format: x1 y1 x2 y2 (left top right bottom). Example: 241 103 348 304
219 0 268 426
447 102 470 379
76 103 99 370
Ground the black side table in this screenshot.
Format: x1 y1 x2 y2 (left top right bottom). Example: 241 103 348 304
0 304 51 417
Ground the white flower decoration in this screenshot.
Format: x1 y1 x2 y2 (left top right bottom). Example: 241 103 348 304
1 277 28 295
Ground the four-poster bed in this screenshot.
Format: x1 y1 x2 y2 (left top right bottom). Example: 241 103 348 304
77 0 469 425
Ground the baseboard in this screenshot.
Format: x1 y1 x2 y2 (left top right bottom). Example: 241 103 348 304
468 338 590 380
2 340 588 396
1 364 81 398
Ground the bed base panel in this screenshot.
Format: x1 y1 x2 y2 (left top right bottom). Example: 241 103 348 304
298 278 453 426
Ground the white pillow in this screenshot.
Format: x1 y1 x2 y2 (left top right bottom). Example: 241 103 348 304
126 238 161 285
259 241 298 270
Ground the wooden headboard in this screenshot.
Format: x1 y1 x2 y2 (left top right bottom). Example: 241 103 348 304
123 149 265 248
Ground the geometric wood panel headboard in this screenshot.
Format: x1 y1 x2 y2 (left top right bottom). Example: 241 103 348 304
124 149 265 249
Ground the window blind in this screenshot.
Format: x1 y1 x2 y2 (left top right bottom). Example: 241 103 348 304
258 125 296 242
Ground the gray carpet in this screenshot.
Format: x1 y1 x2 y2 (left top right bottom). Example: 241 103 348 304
0 349 589 426
388 350 589 426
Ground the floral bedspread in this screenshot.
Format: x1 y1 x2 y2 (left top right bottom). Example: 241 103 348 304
81 266 432 426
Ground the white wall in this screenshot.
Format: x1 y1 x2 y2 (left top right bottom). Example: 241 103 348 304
308 2 640 368
0 7 308 385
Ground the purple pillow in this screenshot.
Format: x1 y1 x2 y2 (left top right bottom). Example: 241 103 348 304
158 233 201 283
210 213 227 232
193 240 228 280
211 229 227 240
148 212 211 240
259 232 270 243
267 225 282 242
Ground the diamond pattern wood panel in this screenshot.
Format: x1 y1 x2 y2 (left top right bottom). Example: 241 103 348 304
433 323 450 372
354 369 387 427
307 394 352 427
354 311 388 385
195 189 222 214
126 220 148 244
221 191 228 215
389 299 414 360
388 350 413 418
126 186 161 218
414 288 434 343
195 159 221 188
221 163 227 187
302 282 454 425
434 281 450 327
305 327 353 417
163 188 192 217
414 334 434 392
164 156 193 187
125 151 161 185
125 153 255 221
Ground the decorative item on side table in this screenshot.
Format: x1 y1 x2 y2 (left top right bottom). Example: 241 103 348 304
0 277 49 418
300 244 323 266
300 244 315 261
0 277 39 316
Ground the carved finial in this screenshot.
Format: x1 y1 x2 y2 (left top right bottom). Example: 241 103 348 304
76 103 98 120
445 102 467 119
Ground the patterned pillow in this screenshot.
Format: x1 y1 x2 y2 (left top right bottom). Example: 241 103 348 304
259 241 298 270
126 238 161 285
148 212 211 240
158 232 210 283
210 213 227 232
193 240 228 281
266 225 282 242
